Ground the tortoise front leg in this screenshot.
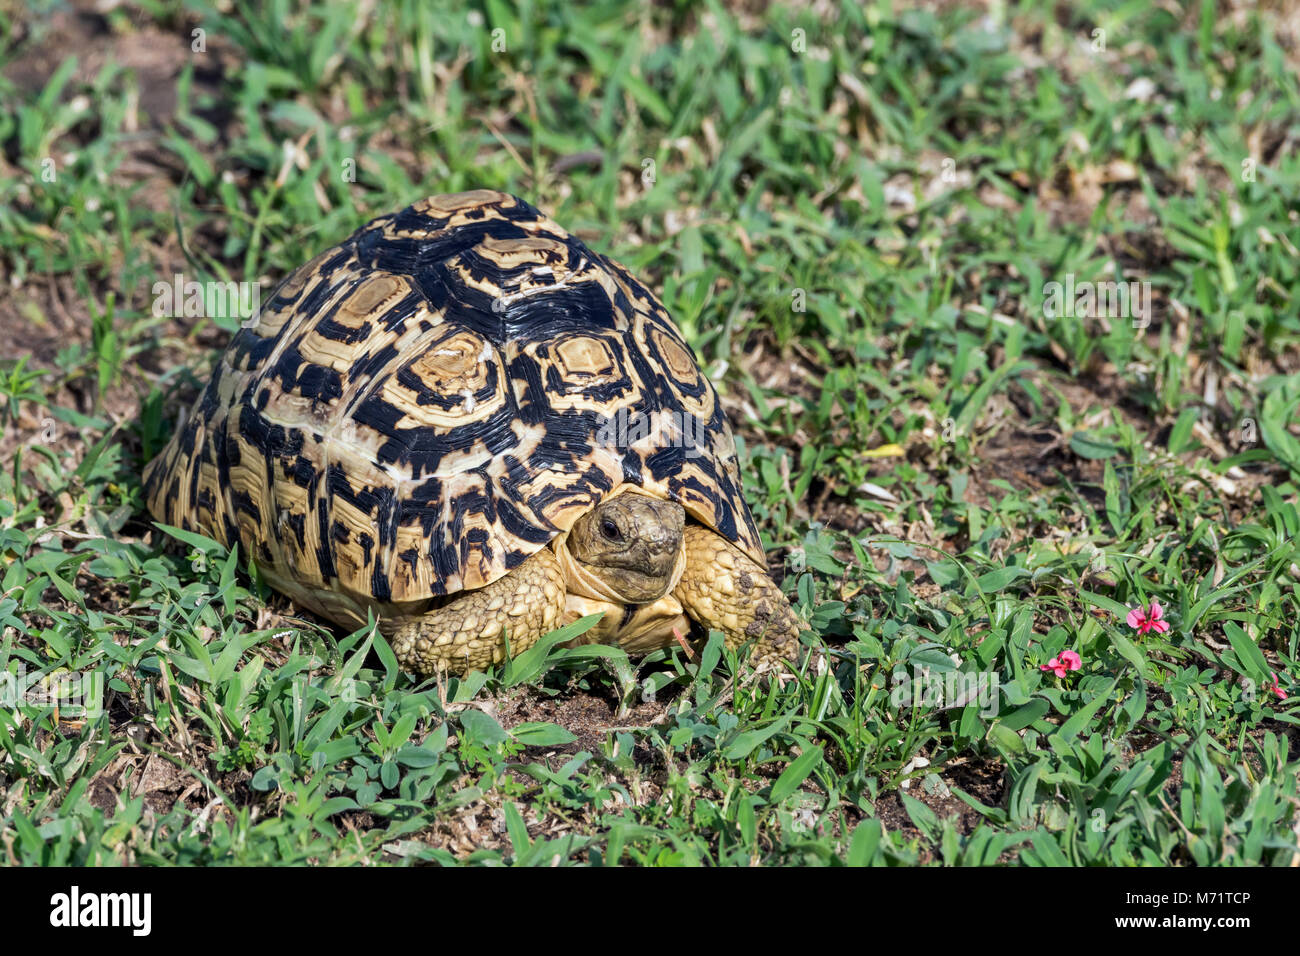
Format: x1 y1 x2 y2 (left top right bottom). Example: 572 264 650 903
390 548 567 678
672 525 802 667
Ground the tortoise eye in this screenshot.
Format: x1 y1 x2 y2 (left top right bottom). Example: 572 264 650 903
600 517 621 541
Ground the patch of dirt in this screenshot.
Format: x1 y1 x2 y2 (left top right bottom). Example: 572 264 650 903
84 739 213 822
811 496 875 534
390 680 680 862
978 421 1087 495
4 2 229 135
0 274 92 370
947 755 1009 809
0 2 238 486
87 775 119 813
872 755 1012 862
490 681 672 763
0 1 235 318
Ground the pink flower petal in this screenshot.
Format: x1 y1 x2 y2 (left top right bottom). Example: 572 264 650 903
1148 600 1163 620
1126 608 1143 629
1059 650 1082 670
1150 620 1169 634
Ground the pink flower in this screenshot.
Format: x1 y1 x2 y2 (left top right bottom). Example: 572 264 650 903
1041 650 1083 678
1126 601 1170 635
1267 672 1288 701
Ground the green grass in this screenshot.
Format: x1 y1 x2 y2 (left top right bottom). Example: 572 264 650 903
1 0 1298 865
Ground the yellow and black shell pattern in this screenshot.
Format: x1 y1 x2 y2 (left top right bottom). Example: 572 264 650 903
144 190 763 627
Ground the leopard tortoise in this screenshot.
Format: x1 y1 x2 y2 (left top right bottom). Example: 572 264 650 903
143 190 802 677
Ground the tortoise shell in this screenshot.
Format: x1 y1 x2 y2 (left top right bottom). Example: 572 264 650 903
144 190 763 627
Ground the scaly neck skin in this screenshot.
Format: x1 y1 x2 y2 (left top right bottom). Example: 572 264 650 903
550 532 689 650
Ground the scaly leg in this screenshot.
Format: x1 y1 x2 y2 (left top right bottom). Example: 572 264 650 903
672 525 802 667
390 547 567 678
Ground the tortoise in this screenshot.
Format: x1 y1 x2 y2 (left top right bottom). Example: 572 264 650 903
143 190 801 678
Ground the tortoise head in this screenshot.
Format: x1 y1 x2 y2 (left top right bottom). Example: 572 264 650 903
568 492 685 602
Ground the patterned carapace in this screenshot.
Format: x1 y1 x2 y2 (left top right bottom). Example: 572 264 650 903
144 190 763 628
